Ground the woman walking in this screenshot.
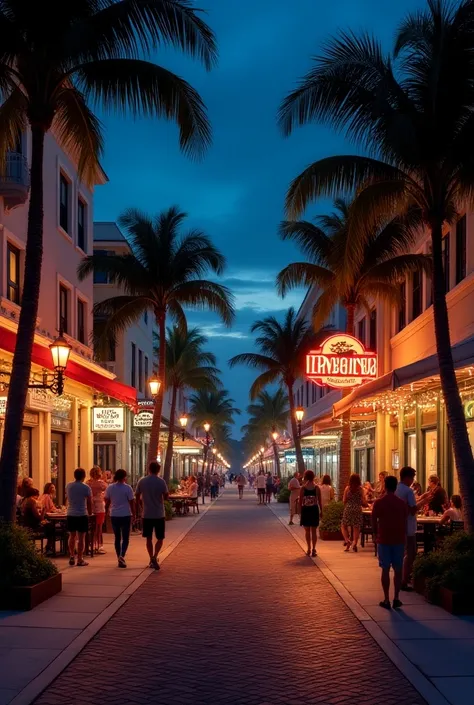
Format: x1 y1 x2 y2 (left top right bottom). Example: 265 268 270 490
341 474 367 552
87 466 108 554
105 470 135 568
299 470 322 557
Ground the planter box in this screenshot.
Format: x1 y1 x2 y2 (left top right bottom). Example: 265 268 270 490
320 530 344 541
0 573 62 611
413 575 426 596
440 587 474 616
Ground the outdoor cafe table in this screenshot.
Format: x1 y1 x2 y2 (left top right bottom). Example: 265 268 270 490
362 509 441 553
168 494 191 516
46 513 96 558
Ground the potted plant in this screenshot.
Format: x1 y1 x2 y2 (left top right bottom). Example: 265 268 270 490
319 501 344 540
277 481 290 503
0 523 61 610
439 555 474 615
164 500 174 521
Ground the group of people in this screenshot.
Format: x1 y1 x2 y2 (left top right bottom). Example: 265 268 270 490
17 462 170 570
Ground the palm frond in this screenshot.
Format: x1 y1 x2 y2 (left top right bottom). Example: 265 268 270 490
228 353 279 372
92 295 149 357
249 369 282 399
276 262 334 297
361 253 432 285
173 280 235 326
279 219 333 263
0 87 27 166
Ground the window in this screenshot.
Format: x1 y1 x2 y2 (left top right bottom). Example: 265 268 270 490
6 243 20 304
138 349 143 393
144 356 149 397
131 343 136 387
77 199 87 252
456 215 467 284
443 234 450 292
93 250 113 284
77 299 86 344
398 281 406 332
59 285 69 334
59 173 70 233
412 270 422 320
369 309 377 351
357 317 366 344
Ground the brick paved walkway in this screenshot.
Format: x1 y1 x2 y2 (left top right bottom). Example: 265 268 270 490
35 489 425 705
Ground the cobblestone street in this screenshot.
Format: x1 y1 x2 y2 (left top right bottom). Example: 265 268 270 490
35 489 426 705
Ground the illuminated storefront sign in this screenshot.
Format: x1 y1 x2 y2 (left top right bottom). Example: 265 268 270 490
92 407 124 432
306 334 377 389
133 410 153 428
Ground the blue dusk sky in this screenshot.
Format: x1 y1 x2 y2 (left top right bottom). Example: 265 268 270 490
94 0 425 438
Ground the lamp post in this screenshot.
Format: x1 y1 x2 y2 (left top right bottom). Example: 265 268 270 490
295 407 304 439
202 422 211 504
260 446 265 474
179 412 188 442
271 429 281 477
26 334 72 396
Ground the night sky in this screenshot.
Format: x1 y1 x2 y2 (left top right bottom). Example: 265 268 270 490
94 0 425 437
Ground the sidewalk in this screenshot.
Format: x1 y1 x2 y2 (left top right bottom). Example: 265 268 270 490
270 498 474 705
0 501 212 705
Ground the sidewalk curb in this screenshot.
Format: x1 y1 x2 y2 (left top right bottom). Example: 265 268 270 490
267 503 450 705
10 494 223 705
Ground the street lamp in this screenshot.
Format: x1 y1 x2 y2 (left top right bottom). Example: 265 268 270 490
178 412 188 441
148 375 161 397
272 430 279 442
202 422 211 504
26 334 72 396
295 407 304 438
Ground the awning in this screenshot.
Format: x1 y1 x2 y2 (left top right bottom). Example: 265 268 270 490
333 333 474 417
1 328 137 409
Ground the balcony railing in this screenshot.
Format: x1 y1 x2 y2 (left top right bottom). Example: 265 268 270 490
0 152 30 209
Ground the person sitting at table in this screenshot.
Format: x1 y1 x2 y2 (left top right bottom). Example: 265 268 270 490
40 482 60 514
17 477 34 506
411 481 422 498
374 471 388 499
440 495 463 525
427 475 448 515
363 481 374 503
21 487 55 553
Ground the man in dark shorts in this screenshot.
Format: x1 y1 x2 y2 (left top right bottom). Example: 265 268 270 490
135 461 169 570
66 468 92 567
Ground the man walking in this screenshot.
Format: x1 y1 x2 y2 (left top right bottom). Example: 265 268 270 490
372 475 408 610
236 472 247 499
135 461 169 570
396 466 433 591
256 471 266 504
288 471 301 525
66 468 92 567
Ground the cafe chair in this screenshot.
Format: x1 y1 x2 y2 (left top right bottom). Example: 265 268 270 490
186 497 200 514
360 513 377 555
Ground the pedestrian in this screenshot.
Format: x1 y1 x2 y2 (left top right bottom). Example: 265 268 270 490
395 466 433 591
66 468 92 567
105 469 135 568
87 466 108 554
427 475 449 514
341 473 367 552
135 461 169 570
256 471 266 504
265 472 273 503
319 474 335 510
288 471 301 525
236 472 247 499
210 473 220 499
372 475 408 610
299 470 322 557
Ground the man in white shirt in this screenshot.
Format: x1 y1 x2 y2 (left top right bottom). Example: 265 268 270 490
256 472 266 505
395 466 432 590
66 468 92 567
288 472 301 525
135 461 169 569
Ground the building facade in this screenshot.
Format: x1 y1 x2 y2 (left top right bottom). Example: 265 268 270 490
0 133 136 501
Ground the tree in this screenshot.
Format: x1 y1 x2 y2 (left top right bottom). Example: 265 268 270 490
230 308 319 476
278 0 474 531
158 326 221 483
188 389 240 472
277 198 431 492
0 0 218 522
242 390 289 477
79 206 234 471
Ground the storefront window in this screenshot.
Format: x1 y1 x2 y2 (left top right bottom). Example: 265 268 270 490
406 432 417 471
423 428 437 476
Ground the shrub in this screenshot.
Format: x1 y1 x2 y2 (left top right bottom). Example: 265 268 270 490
413 532 474 603
168 480 180 493
0 522 58 588
319 501 344 533
164 500 173 521
277 486 290 503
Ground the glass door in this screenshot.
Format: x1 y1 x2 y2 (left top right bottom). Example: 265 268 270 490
94 444 116 474
51 432 65 504
405 433 417 471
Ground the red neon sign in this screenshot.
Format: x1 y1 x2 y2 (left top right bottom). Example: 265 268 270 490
306 334 377 390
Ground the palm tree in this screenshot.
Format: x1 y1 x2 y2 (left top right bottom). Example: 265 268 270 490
79 206 234 470
189 389 240 471
277 198 431 492
242 390 289 476
230 308 319 476
278 0 474 531
0 0 217 522
210 424 233 471
159 326 221 483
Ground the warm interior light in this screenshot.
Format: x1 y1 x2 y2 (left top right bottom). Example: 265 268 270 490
179 413 188 429
212 448 217 454
148 376 161 397
295 407 305 422
203 422 210 433
50 334 71 370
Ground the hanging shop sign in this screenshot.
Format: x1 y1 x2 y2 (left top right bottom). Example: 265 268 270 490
284 448 315 463
133 410 153 428
464 400 474 420
138 400 154 408
27 388 54 412
306 334 378 389
51 415 73 432
92 406 124 432
0 396 6 416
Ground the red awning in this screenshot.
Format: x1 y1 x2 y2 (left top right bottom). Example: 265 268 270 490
0 328 137 408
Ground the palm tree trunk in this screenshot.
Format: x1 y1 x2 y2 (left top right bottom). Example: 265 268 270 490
163 385 177 484
272 440 281 477
431 221 474 532
0 126 45 522
338 304 356 497
287 381 305 475
147 313 166 468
